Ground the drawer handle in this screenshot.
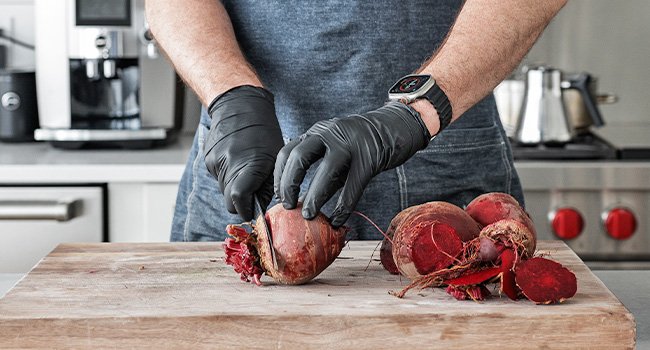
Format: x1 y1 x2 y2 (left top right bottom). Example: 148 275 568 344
0 200 81 221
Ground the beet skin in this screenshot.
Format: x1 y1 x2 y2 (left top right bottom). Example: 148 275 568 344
465 192 537 253
224 203 347 285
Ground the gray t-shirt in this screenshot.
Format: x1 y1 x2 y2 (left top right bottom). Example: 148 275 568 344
221 0 497 139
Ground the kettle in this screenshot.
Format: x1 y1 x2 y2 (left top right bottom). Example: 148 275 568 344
514 66 603 145
562 73 617 134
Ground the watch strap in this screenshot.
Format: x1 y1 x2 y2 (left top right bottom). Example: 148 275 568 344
422 83 452 134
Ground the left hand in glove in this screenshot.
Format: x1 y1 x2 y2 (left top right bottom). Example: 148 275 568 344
274 101 432 227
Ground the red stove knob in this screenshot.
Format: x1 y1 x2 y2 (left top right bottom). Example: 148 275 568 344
603 207 637 240
550 207 584 240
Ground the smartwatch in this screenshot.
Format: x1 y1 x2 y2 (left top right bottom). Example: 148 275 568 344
388 74 452 135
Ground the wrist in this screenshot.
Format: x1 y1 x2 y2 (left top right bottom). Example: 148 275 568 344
203 70 264 107
409 98 440 136
208 85 274 116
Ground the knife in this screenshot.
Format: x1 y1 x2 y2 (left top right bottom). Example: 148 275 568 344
254 195 278 270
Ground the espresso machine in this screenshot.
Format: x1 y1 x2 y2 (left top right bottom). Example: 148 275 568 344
33 0 183 148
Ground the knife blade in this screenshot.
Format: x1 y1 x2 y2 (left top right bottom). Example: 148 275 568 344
254 195 278 270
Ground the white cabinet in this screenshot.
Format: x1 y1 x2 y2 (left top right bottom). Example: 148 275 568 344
0 186 104 273
109 182 179 242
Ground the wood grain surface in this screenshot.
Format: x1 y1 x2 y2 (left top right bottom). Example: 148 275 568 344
0 241 636 349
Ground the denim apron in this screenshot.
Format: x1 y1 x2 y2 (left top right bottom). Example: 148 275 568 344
171 0 524 242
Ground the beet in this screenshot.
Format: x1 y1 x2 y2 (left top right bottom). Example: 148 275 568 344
223 227 264 285
446 284 491 301
499 249 519 300
391 201 481 279
444 266 500 286
515 257 577 304
394 219 536 299
465 192 537 253
476 219 536 260
224 203 347 285
379 240 399 274
380 206 416 275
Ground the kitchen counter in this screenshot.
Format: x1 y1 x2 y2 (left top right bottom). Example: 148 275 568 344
0 135 193 183
0 270 647 347
1 135 650 186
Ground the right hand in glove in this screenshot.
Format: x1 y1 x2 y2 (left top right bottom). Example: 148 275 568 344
203 85 285 221
273 101 432 228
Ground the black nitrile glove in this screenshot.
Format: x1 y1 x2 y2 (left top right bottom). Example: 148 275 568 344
274 101 431 227
204 85 284 221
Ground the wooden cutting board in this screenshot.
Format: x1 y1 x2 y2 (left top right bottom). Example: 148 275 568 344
0 241 635 349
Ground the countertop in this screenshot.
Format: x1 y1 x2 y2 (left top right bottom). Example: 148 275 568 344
0 135 194 183
2 135 650 186
0 271 647 347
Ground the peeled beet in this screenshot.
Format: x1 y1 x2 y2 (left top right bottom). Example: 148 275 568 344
392 201 481 279
465 192 537 252
224 203 347 285
515 257 577 304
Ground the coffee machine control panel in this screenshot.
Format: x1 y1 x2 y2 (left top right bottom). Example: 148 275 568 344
68 0 137 60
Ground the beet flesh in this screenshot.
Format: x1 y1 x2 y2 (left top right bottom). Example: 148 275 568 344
255 203 347 285
465 192 537 252
515 257 577 304
409 222 463 275
446 284 491 301
444 266 500 286
392 201 481 279
223 226 264 286
499 249 519 300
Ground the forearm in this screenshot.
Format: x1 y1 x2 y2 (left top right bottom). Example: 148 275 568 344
145 0 262 106
415 0 566 134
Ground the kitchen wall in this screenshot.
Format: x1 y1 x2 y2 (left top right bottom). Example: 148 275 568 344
0 0 34 69
525 0 650 127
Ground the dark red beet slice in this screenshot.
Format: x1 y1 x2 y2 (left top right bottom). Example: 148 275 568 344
444 266 501 286
446 285 492 301
499 249 519 300
467 285 492 301
445 285 467 300
515 257 577 304
410 222 463 275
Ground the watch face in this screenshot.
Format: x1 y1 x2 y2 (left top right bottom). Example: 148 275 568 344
389 75 431 94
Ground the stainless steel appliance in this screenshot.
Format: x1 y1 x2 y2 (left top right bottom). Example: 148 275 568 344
33 0 183 149
0 69 39 142
0 186 105 272
497 67 618 160
515 66 573 145
518 163 650 269
514 66 605 146
562 73 617 132
495 66 650 269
